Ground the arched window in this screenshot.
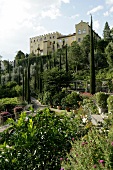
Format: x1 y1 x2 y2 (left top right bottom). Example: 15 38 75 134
78 29 81 34
83 29 86 34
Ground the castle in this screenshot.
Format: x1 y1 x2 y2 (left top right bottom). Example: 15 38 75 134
30 20 101 56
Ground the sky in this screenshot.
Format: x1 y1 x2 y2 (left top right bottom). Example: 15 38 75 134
0 0 113 61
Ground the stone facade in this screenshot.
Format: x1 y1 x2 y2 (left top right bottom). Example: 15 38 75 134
30 20 101 55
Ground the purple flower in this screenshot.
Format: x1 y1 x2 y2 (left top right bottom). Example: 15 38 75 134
85 142 88 144
111 142 113 146
76 153 78 157
99 160 104 163
82 142 85 146
60 158 63 161
60 168 64 170
72 137 75 141
93 164 97 168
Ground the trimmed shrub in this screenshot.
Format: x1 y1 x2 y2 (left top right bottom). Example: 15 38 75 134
107 95 113 113
95 92 109 109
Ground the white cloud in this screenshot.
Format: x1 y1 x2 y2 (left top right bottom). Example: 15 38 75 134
0 0 70 60
106 0 113 4
109 6 113 12
69 14 79 19
41 6 61 19
103 6 113 16
103 11 109 16
87 5 103 15
61 0 70 3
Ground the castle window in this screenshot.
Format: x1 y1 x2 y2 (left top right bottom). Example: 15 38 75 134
78 38 81 42
83 29 86 34
44 37 46 40
78 29 81 34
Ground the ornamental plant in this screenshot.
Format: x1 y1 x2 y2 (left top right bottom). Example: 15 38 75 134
0 108 82 170
95 92 109 109
61 91 82 109
107 95 113 113
62 125 113 170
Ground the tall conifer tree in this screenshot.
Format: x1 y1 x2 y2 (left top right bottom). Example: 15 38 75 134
90 15 95 94
0 60 1 85
27 56 31 104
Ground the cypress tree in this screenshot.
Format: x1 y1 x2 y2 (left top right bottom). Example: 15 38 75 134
65 44 68 73
27 56 31 104
18 66 21 86
8 60 11 81
0 60 1 85
34 65 37 91
90 15 95 94
24 68 27 101
35 56 39 91
59 51 62 70
22 68 25 101
39 57 43 93
53 54 56 67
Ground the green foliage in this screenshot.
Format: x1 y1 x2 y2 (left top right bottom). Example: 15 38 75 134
95 92 109 108
0 97 23 112
15 51 26 65
61 91 82 109
68 41 82 72
105 42 113 68
107 95 113 113
62 126 113 170
82 98 98 114
0 108 82 170
0 81 22 98
42 91 52 105
103 21 111 41
90 16 95 94
96 39 108 53
43 67 72 98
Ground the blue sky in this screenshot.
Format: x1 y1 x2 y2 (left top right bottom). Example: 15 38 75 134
0 0 113 60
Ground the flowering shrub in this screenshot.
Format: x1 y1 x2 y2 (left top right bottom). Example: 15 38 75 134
0 108 83 170
80 92 93 99
95 92 109 109
62 125 113 170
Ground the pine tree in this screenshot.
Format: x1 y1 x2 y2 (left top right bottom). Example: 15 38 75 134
103 22 111 41
90 15 95 95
